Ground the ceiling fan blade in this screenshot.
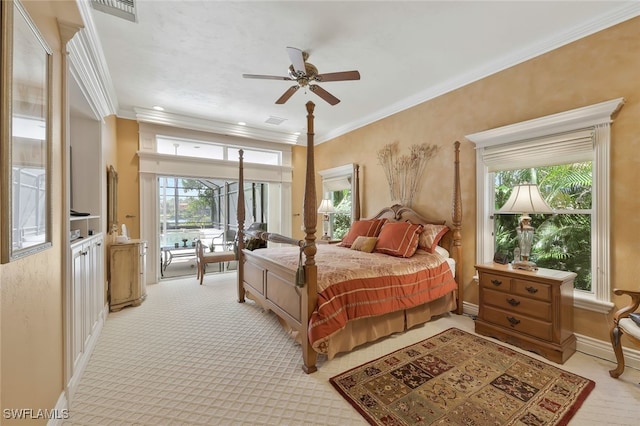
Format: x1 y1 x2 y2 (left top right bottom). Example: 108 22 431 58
286 46 307 76
243 74 292 81
309 85 340 105
315 70 361 82
275 85 299 104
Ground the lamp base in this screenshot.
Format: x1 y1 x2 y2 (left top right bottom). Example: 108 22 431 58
512 260 538 271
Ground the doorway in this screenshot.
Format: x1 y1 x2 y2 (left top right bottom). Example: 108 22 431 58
157 175 268 279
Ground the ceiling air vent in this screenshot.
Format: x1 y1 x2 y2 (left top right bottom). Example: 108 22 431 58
91 0 137 23
265 116 287 126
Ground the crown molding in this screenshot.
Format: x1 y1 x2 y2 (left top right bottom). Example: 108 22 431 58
134 108 300 145
466 97 624 148
66 0 118 118
318 2 640 144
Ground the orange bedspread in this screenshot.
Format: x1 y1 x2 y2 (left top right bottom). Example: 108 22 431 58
251 244 457 353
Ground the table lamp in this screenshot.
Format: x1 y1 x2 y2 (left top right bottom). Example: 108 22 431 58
498 183 552 271
317 199 335 240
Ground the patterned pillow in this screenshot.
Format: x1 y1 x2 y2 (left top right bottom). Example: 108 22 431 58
338 219 387 248
418 224 449 253
374 222 423 258
350 236 378 253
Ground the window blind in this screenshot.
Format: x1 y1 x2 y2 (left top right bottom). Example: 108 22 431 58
481 129 594 171
323 176 352 192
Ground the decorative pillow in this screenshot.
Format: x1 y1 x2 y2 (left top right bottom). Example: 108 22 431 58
418 223 449 253
350 236 378 253
433 244 450 258
374 222 423 258
338 219 387 248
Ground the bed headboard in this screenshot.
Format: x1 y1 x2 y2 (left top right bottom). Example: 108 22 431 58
368 204 453 253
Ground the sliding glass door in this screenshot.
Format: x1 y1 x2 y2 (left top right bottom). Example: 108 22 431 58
157 175 268 278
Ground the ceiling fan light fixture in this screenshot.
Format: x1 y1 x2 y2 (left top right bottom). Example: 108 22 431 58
244 46 360 105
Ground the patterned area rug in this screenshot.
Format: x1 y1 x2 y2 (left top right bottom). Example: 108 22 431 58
330 328 595 426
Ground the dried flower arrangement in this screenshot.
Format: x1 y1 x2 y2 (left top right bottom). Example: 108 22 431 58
377 141 439 206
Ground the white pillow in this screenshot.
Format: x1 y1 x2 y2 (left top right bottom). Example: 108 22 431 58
434 245 450 258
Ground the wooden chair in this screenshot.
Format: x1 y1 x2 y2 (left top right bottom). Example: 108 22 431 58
195 239 236 285
609 288 640 377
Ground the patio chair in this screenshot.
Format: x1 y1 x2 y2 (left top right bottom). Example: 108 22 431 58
244 222 267 250
210 229 236 252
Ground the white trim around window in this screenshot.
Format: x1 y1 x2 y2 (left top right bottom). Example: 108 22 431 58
319 164 359 221
467 98 624 313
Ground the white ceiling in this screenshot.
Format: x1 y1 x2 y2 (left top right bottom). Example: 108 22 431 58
88 1 640 144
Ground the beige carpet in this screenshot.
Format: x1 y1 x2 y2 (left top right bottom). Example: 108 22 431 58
161 256 237 279
65 273 640 425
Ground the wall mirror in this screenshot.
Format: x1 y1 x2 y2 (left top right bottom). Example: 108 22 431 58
107 165 118 232
1 0 53 263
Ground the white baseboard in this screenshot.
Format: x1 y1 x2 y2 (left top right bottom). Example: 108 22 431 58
462 302 640 371
46 392 69 426
462 301 478 317
65 302 109 405
575 331 640 371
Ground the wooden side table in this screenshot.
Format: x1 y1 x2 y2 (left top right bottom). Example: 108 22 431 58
475 262 576 363
109 240 147 311
317 239 341 244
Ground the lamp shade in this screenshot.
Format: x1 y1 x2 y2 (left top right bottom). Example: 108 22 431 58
317 199 335 214
498 183 552 214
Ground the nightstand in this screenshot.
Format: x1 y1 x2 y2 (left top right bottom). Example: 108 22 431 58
475 262 576 364
317 239 341 244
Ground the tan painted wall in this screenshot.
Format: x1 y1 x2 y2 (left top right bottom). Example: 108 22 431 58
115 118 140 239
299 16 640 344
0 1 82 424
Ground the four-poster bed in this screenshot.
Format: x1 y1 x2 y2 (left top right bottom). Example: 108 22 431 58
236 101 463 373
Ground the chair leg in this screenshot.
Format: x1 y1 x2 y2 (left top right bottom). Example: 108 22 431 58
609 325 626 378
199 264 205 285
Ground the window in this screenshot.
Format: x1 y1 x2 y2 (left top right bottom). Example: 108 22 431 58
467 98 624 313
157 136 281 165
493 163 592 290
158 176 268 232
157 136 224 160
227 147 280 165
319 164 359 240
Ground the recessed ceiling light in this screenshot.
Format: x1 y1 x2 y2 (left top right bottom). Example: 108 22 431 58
152 105 164 111
238 121 246 126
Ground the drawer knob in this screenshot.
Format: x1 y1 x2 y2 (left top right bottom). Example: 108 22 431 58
525 286 538 294
507 316 521 327
506 297 520 306
491 279 503 286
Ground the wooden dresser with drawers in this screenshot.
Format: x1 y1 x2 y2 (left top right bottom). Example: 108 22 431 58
475 262 577 363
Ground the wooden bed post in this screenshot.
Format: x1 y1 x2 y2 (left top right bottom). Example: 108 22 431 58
302 101 318 374
237 149 246 303
452 141 463 314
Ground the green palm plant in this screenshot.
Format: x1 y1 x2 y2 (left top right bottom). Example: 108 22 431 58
494 162 592 291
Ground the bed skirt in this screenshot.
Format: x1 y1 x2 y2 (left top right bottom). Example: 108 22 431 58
246 291 457 359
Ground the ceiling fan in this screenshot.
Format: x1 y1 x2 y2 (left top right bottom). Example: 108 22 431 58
242 47 360 106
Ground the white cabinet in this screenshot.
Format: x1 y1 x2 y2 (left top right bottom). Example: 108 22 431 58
68 234 105 386
109 240 147 311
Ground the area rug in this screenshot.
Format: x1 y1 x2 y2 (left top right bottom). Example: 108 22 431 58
330 328 595 426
